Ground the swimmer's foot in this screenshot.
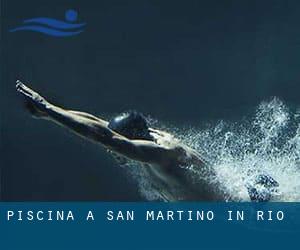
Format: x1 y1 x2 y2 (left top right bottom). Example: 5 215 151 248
16 80 49 118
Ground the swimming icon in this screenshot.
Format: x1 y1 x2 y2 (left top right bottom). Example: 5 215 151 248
9 9 85 37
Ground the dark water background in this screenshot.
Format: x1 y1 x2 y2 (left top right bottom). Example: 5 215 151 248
1 0 300 200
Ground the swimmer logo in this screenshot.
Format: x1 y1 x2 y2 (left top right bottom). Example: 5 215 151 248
9 9 85 37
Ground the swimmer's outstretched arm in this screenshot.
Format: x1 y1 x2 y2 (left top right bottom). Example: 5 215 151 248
16 81 175 165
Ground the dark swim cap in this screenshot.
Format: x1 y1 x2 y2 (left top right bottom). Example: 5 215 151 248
108 111 153 140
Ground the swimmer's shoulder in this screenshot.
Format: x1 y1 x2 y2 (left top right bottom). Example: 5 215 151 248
167 143 206 167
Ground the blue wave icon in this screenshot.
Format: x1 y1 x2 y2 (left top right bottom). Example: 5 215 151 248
9 9 85 37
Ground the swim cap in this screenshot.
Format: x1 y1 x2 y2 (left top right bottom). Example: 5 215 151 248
108 111 153 140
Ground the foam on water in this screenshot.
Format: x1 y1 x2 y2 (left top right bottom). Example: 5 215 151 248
124 98 300 201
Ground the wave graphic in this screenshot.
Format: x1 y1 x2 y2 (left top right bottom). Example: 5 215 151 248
23 18 85 29
10 25 84 37
122 98 300 201
9 9 85 37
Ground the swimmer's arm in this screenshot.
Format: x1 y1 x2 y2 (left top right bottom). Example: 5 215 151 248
110 137 176 164
67 110 106 123
47 108 173 163
16 80 107 123
16 82 175 164
16 81 111 141
16 81 173 164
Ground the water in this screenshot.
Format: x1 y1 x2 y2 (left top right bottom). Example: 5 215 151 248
122 98 300 201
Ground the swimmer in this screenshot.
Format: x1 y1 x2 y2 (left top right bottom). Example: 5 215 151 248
16 80 278 201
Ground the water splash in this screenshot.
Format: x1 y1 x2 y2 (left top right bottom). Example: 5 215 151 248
124 98 300 201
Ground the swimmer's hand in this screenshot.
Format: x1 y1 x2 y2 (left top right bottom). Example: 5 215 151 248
16 80 49 118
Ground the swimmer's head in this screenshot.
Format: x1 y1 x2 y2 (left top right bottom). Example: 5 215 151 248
108 111 153 141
